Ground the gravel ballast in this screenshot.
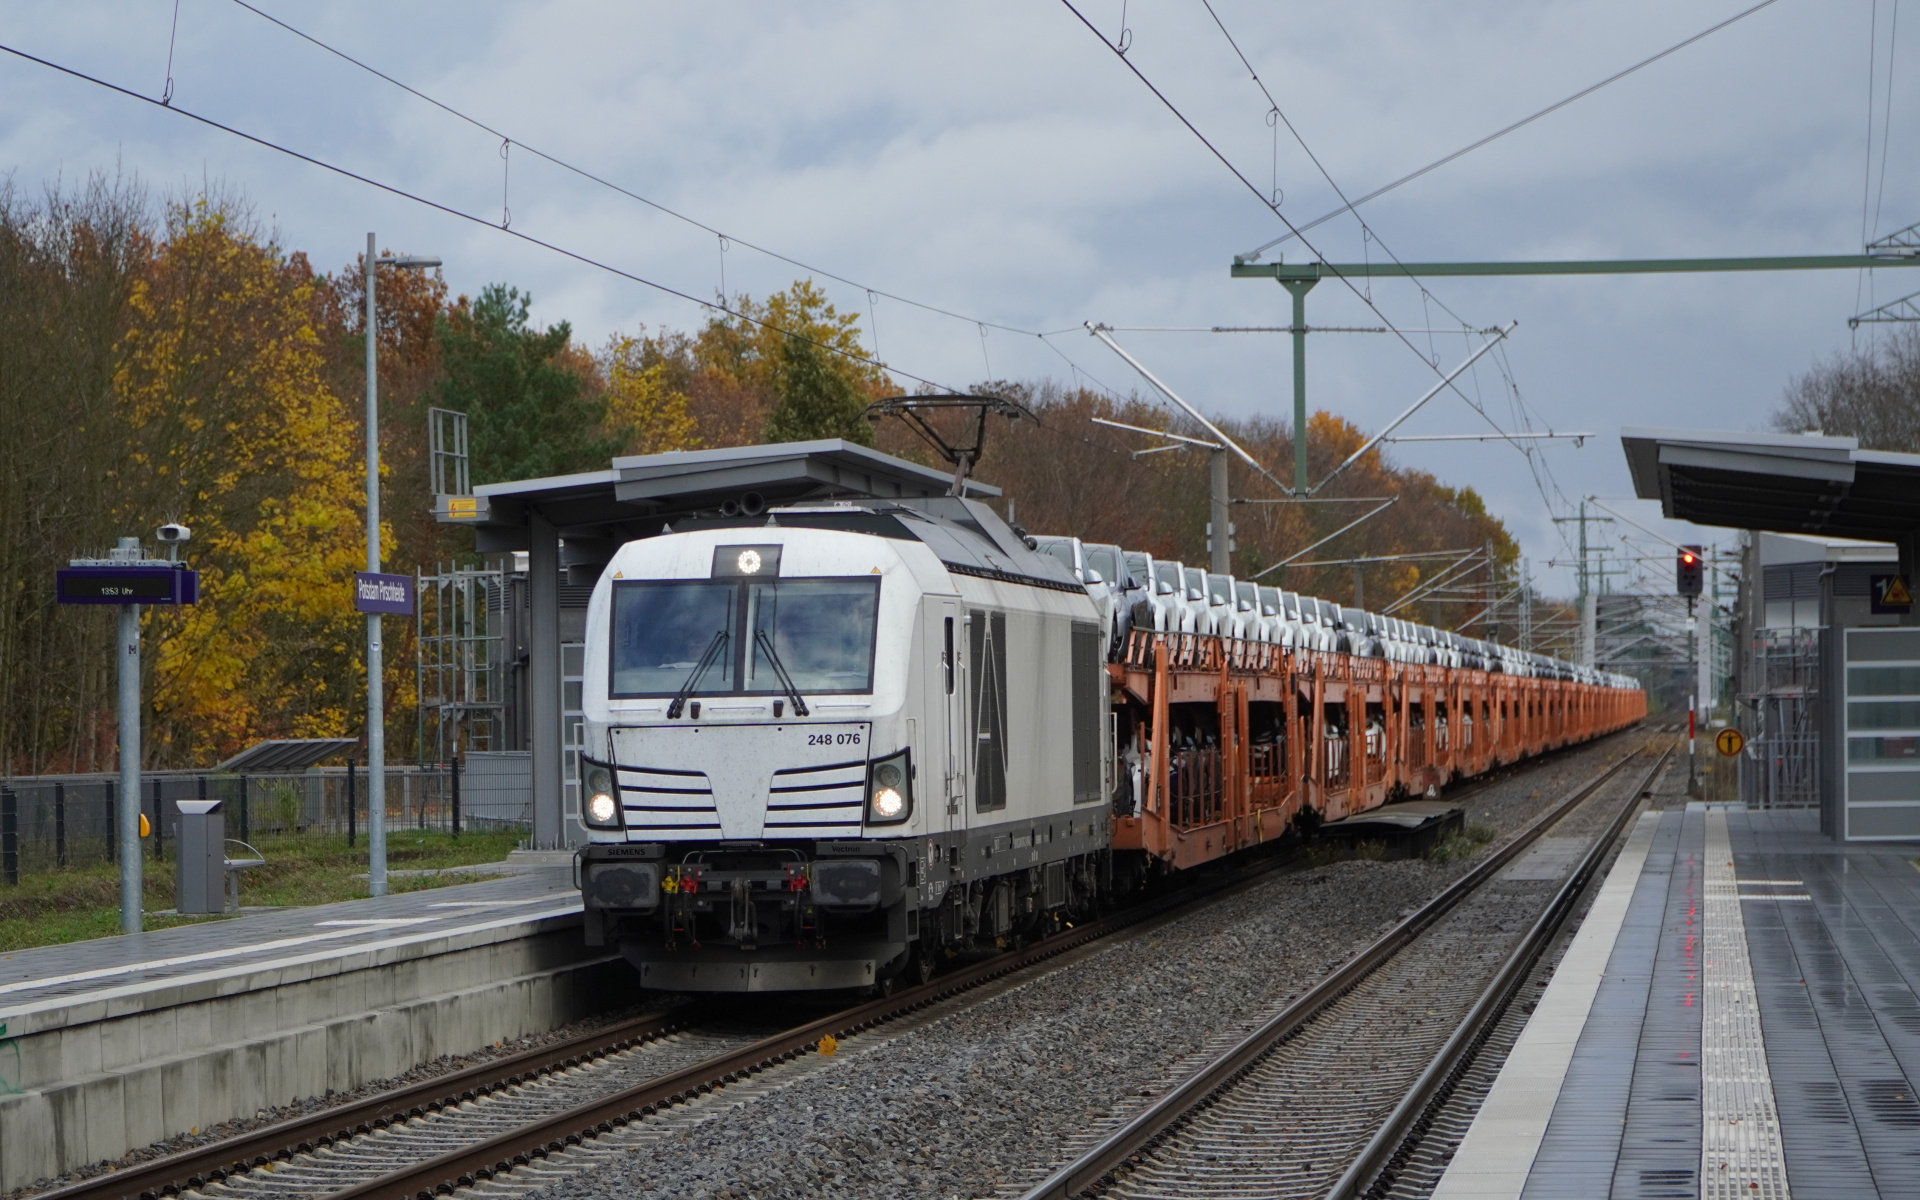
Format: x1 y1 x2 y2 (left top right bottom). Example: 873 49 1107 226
520 731 1649 1200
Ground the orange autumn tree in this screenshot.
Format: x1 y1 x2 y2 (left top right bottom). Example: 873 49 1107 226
112 200 369 764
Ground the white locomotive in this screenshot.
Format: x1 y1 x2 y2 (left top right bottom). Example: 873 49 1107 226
576 497 1110 992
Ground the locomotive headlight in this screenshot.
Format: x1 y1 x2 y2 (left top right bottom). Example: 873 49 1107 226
865 750 912 825
582 763 621 829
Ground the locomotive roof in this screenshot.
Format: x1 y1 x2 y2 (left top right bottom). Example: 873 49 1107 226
665 497 1085 595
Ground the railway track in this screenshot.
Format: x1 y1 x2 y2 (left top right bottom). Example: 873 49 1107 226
1017 735 1671 1200
44 808 1346 1200
39 733 1643 1200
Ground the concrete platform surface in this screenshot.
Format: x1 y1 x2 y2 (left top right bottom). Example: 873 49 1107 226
1435 804 1920 1200
0 859 626 1193
0 858 582 1019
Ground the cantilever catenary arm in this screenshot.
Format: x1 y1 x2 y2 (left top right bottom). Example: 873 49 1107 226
1085 323 1290 494
1312 323 1515 494
1250 497 1400 581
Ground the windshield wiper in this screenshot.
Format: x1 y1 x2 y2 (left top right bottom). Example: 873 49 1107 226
753 629 811 717
666 629 729 719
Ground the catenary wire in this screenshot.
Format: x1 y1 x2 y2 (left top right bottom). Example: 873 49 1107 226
1171 0 1583 546
1196 0 1589 557
222 0 1229 438
0 39 970 397
225 0 1058 342
222 0 1220 443
2 37 1184 493
1057 0 1504 425
1069 1 1583 576
1858 0 1883 339
1241 0 1789 260
1874 1 1901 243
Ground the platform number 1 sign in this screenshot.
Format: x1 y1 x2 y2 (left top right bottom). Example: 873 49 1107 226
1872 574 1913 615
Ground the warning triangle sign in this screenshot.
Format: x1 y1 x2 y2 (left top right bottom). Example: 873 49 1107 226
1885 576 1914 606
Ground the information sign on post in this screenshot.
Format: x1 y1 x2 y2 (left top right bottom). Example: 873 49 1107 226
57 565 199 605
354 571 415 615
59 539 199 934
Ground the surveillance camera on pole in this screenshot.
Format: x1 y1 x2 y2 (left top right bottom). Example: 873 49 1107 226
157 523 191 562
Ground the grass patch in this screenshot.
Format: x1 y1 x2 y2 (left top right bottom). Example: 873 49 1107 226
0 828 524 953
1425 822 1497 864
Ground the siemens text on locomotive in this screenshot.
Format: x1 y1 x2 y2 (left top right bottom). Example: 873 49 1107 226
574 497 1643 992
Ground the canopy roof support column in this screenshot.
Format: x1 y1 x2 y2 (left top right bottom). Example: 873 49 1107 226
529 506 563 848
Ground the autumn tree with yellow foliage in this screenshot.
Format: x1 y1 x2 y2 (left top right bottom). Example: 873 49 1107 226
113 201 370 765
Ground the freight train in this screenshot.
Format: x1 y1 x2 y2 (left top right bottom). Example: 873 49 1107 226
574 496 1643 992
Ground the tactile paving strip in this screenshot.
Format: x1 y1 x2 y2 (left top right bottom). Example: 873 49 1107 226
1700 807 1792 1200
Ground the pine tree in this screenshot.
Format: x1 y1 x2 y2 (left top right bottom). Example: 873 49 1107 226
435 284 618 483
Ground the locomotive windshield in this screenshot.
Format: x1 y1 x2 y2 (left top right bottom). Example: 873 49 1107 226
745 579 880 693
611 577 880 698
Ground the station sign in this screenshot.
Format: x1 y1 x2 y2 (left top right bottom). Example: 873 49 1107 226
57 565 198 606
354 571 415 615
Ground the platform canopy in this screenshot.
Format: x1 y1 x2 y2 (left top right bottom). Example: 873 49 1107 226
216 738 358 773
435 439 998 555
1621 426 1920 543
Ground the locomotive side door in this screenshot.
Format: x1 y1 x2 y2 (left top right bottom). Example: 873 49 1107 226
937 599 966 828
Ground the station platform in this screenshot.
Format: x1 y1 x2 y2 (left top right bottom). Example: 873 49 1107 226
1433 803 1920 1200
0 856 582 1019
0 856 625 1193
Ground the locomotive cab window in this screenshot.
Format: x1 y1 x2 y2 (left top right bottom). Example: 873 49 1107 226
610 577 880 698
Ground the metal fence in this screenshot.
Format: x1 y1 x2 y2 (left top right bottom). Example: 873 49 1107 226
1738 626 1821 810
0 754 533 882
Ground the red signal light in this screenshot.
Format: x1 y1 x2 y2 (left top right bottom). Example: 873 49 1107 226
1676 545 1703 597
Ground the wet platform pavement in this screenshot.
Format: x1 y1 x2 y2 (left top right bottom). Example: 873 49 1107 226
1435 800 1920 1200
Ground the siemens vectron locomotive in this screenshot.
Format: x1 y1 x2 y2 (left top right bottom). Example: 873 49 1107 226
574 497 1642 993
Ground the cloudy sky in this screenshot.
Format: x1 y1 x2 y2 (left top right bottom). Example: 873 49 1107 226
3 1 1912 597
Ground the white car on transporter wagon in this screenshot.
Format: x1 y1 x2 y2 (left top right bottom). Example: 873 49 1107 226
574 498 1113 993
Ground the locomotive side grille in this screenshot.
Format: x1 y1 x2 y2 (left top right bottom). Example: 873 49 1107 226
763 759 866 834
617 765 722 835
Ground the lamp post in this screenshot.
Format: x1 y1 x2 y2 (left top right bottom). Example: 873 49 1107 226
365 233 440 897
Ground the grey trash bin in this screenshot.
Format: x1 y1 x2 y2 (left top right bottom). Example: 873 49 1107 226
175 799 225 914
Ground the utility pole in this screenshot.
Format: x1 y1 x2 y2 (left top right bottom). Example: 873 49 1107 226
1697 590 1713 727
1552 502 1612 668
1282 280 1317 495
364 233 387 898
1520 557 1533 653
363 234 441 896
1208 449 1232 575
117 577 141 932
1483 540 1497 642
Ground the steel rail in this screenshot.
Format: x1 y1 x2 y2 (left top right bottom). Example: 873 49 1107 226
1326 743 1672 1199
42 732 1632 1200
35 1010 693 1200
314 742 1609 1200
1015 735 1663 1200
312 838 1340 1200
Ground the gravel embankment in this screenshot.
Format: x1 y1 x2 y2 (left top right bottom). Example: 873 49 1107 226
526 730 1649 1200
